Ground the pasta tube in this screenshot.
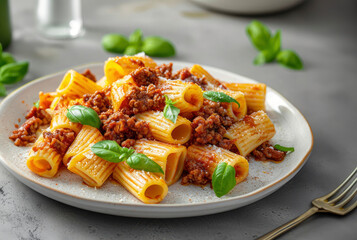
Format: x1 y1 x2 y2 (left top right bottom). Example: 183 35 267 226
189 64 223 88
67 149 116 187
159 78 203 113
215 89 247 120
187 145 249 184
135 111 192 144
50 109 82 134
113 162 168 204
224 83 266 112
104 56 157 84
57 70 102 97
110 75 136 111
27 135 62 178
134 139 187 186
225 110 275 156
63 125 104 166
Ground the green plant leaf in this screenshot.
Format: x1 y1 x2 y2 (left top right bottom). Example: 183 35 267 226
203 91 240 108
102 34 129 54
91 140 134 163
34 100 40 108
276 50 303 70
0 52 16 67
212 162 236 198
127 152 164 174
246 20 272 51
253 30 281 65
0 83 6 97
66 105 101 128
0 61 29 84
142 36 175 57
129 29 143 46
163 95 180 123
124 45 142 56
274 144 295 152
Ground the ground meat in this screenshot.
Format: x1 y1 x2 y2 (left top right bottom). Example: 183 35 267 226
9 106 52 146
172 68 208 89
82 90 111 114
154 63 173 79
33 128 76 155
130 67 159 86
121 84 165 115
190 114 233 150
121 139 136 148
250 142 286 162
181 99 235 129
101 111 153 145
181 158 211 186
9 117 42 146
26 106 52 124
81 69 96 82
243 114 256 127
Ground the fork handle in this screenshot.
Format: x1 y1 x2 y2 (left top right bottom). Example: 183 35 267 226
256 206 320 240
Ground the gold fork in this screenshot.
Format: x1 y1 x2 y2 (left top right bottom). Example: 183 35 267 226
257 166 357 240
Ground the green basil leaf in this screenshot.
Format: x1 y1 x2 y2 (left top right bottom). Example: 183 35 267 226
0 52 16 67
102 34 129 54
274 144 295 152
276 50 303 70
270 30 281 56
0 61 29 84
129 29 143 46
142 36 175 57
0 83 7 97
212 162 236 198
34 100 40 108
66 105 101 128
246 20 272 51
163 95 180 123
91 140 134 163
127 152 164 174
124 45 142 56
203 91 240 108
253 49 276 65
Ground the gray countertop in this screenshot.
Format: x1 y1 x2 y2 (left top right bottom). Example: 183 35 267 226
1 0 356 239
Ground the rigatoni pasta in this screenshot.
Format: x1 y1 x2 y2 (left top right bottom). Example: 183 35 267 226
225 110 276 156
10 55 290 204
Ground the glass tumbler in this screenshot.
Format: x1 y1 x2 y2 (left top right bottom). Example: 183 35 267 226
37 0 84 39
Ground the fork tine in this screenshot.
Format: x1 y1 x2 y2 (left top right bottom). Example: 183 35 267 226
335 187 357 208
329 177 357 204
323 166 357 199
344 200 357 214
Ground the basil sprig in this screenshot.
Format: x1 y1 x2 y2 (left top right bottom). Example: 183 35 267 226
212 162 237 198
276 50 303 70
34 100 40 108
102 29 175 57
142 36 175 57
102 34 129 54
163 95 180 123
0 84 6 97
0 61 29 84
246 20 303 70
66 105 101 129
274 144 295 152
0 43 29 97
129 29 143 46
91 140 164 174
203 91 240 108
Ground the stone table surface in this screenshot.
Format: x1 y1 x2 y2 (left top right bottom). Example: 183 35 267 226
0 0 356 239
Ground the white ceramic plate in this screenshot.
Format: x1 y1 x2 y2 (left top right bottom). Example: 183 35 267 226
0 62 313 218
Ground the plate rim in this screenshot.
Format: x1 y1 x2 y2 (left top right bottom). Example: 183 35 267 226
0 61 314 210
